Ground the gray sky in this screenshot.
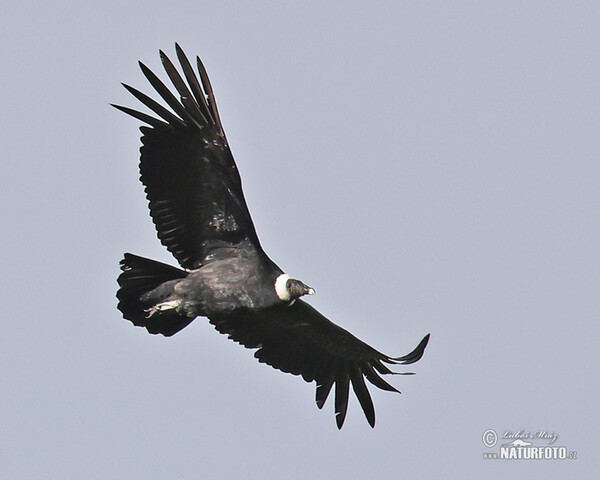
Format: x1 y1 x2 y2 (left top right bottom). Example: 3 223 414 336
1 1 598 478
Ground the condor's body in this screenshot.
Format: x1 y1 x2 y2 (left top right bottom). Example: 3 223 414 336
114 45 429 429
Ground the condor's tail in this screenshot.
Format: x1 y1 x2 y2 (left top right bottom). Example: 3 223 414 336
116 253 192 336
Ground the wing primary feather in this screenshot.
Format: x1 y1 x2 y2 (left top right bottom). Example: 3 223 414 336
350 365 376 428
372 361 394 375
363 364 401 393
159 50 209 126
316 380 334 410
196 56 225 137
388 334 431 365
110 104 169 128
174 43 214 124
121 83 184 125
315 360 335 409
138 61 194 124
334 363 350 429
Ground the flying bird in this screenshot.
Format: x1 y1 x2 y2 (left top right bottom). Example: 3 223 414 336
114 45 430 429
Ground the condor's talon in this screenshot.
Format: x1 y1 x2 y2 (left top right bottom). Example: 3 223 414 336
145 300 181 318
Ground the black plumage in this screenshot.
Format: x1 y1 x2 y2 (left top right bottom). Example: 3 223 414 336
114 45 430 429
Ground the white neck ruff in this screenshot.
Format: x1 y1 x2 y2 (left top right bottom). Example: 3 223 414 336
274 273 291 301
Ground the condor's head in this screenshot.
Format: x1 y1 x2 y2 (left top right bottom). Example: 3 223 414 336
275 274 315 303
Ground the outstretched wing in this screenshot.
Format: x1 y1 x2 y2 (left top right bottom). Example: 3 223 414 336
209 300 430 429
112 45 260 270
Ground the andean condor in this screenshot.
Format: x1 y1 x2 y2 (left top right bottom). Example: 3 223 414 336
114 45 430 429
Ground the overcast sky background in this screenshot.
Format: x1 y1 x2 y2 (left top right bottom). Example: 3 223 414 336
1 1 598 478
